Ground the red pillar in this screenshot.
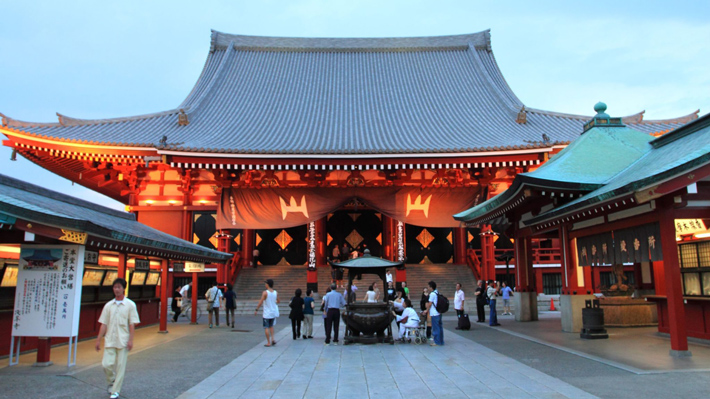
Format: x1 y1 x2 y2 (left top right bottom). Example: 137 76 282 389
382 215 393 260
34 338 52 366
243 229 254 267
117 253 127 279
659 206 690 355
159 259 169 333
453 227 467 264
316 218 326 266
560 226 580 294
190 272 198 324
480 225 496 281
514 235 533 291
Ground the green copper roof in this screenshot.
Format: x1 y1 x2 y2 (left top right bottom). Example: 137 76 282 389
455 105 655 223
526 112 710 225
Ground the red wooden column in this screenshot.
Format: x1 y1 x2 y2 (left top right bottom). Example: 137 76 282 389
453 227 467 265
316 218 326 265
513 235 533 291
479 225 496 281
117 253 127 279
243 229 255 268
190 272 198 324
34 338 52 366
158 258 169 333
217 231 231 284
659 205 691 356
382 215 394 260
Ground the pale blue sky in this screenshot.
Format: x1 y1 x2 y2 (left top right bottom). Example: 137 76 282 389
1 0 709 210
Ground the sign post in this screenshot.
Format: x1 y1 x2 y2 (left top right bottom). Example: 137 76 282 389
11 245 85 367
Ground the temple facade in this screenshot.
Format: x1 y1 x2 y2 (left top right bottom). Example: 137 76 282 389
0 30 696 292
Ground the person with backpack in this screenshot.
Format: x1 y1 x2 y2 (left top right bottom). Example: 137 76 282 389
205 281 223 328
422 280 445 346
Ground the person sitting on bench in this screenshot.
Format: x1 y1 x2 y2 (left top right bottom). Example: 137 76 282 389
392 298 420 340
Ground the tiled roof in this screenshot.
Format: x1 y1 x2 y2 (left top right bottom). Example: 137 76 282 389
455 112 710 225
525 113 710 225
0 30 697 156
0 174 232 261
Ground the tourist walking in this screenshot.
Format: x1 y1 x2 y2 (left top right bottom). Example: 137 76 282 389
255 279 280 347
289 288 305 340
341 244 350 260
454 283 465 318
95 278 140 399
386 281 396 302
303 289 315 339
205 281 223 328
501 281 514 315
171 286 182 322
401 281 409 298
487 281 501 326
323 283 346 345
386 269 393 285
224 283 237 328
332 245 340 261
179 281 191 316
423 281 444 346
475 280 486 323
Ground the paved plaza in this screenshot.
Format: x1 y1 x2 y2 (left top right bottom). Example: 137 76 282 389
2 313 710 399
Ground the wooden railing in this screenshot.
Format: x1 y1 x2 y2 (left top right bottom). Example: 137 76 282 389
469 247 562 266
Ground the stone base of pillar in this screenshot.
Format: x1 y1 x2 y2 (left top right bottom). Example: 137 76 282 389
669 349 692 358
514 292 538 322
32 361 54 367
560 294 596 333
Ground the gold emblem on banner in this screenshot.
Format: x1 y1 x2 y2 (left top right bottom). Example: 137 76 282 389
193 233 200 244
275 230 293 250
406 194 432 217
279 196 309 219
327 234 333 246
446 232 452 244
468 231 474 243
417 229 434 248
376 233 382 245
256 233 262 247
276 257 290 266
233 233 241 247
59 229 87 244
349 213 360 222
420 256 433 264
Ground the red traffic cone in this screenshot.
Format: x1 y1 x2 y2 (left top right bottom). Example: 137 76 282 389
550 298 556 311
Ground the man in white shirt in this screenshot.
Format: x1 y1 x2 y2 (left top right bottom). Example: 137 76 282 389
454 283 465 328
179 282 191 316
95 278 140 399
422 280 444 346
205 282 223 328
386 270 393 285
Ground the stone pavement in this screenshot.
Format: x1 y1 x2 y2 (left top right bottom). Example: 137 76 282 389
2 313 710 399
179 318 596 399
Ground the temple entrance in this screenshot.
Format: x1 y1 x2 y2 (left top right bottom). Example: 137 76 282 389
255 226 308 266
327 210 383 259
406 225 453 264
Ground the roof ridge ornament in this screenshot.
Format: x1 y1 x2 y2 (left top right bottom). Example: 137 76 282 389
178 109 189 126
516 106 527 124
582 102 625 134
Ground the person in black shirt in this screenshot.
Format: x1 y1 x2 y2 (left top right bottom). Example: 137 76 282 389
474 280 486 323
289 288 305 340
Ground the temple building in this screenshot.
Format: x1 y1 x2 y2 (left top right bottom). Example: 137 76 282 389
455 104 710 355
0 30 697 294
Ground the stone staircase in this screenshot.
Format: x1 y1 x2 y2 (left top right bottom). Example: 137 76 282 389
231 263 519 315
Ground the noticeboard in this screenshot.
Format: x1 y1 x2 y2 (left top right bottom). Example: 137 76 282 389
102 270 118 286
12 245 85 337
82 269 105 286
1 264 18 287
145 272 160 285
131 271 147 285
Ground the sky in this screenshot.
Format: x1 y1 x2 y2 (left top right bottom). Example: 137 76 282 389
1 0 709 211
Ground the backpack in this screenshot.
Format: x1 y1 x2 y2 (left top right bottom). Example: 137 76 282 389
434 291 449 314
